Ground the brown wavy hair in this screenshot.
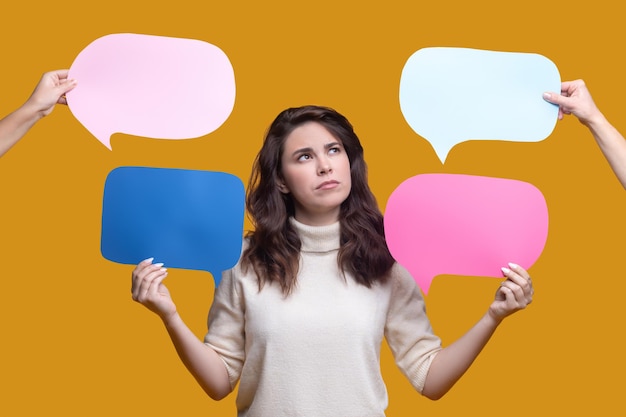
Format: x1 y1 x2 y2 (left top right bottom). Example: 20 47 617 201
241 105 395 295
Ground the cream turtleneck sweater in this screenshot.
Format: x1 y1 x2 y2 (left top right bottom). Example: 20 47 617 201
205 218 441 417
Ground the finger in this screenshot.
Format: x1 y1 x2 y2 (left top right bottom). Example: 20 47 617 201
132 257 154 281
512 263 533 294
543 91 571 107
560 80 581 95
48 69 70 79
500 278 526 302
497 283 512 299
495 284 519 309
54 79 77 102
501 263 532 295
148 271 169 295
542 91 559 104
500 266 524 286
502 269 534 302
144 266 167 299
508 262 529 276
135 264 166 302
60 78 77 93
131 258 157 297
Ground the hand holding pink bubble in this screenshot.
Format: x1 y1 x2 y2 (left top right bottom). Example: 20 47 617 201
67 33 236 149
490 261 534 322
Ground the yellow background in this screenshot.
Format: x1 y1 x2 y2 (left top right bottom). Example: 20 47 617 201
1 0 624 415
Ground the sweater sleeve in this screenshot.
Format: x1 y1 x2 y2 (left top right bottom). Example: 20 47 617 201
204 265 246 389
384 263 442 394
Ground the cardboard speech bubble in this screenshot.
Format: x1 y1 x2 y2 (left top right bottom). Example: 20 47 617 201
384 173 549 294
101 166 245 283
399 47 560 163
67 33 236 149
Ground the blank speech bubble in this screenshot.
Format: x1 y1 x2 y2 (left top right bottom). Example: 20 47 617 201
399 47 560 163
384 173 548 295
67 33 236 150
101 167 245 284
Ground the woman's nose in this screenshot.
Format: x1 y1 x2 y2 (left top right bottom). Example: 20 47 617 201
318 159 332 174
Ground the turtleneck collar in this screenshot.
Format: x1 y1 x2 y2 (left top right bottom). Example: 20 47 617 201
289 217 340 253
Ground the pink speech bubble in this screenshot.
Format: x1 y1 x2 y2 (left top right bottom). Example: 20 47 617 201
67 33 236 150
384 173 548 294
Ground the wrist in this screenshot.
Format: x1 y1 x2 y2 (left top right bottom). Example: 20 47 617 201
18 100 47 122
161 309 181 328
584 114 620 145
484 309 504 328
580 110 608 130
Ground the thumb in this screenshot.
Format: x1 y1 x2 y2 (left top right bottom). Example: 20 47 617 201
58 78 77 95
55 79 77 106
542 91 567 105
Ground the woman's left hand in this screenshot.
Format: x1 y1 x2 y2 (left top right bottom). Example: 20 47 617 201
488 262 534 322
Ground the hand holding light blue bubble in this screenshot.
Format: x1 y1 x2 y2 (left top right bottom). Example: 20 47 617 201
101 167 245 285
399 47 561 163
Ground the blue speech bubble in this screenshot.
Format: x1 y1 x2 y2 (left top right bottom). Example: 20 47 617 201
101 167 245 284
399 47 561 163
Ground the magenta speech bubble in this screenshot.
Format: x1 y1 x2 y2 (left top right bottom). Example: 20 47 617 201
67 33 236 150
384 173 548 294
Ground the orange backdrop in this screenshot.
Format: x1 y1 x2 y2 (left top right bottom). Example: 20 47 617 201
1 1 623 415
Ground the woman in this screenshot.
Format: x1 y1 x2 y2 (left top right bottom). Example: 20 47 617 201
131 105 533 416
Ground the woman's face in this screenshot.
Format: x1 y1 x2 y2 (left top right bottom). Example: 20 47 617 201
279 121 351 226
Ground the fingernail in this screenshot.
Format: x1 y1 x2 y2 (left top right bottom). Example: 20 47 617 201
143 257 154 263
154 263 164 268
508 262 519 269
543 92 551 99
501 267 511 274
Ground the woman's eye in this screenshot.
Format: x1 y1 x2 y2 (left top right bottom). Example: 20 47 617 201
298 154 311 161
329 147 341 154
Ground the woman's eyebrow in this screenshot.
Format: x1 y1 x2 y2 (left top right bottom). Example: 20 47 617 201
291 141 342 157
291 146 313 157
324 141 342 149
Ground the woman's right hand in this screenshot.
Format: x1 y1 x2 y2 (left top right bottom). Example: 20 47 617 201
131 257 176 321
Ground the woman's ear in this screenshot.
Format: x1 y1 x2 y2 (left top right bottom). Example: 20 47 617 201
277 180 289 194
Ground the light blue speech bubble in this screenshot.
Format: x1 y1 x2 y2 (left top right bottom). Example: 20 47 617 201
399 47 561 163
101 167 245 284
